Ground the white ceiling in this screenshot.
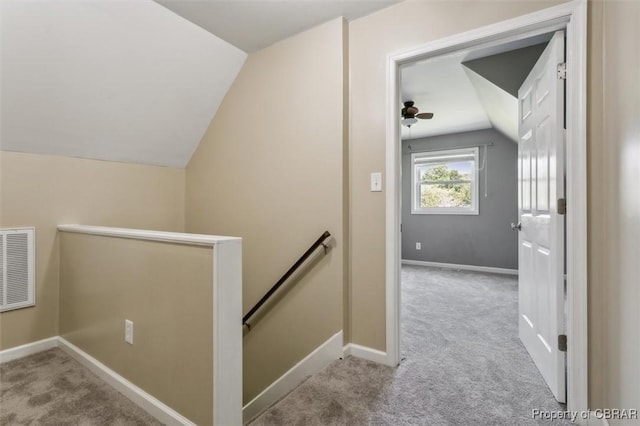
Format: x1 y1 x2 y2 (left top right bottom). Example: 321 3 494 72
155 0 400 52
400 34 552 141
1 0 549 166
401 53 491 140
1 0 398 167
1 0 246 167
463 67 518 142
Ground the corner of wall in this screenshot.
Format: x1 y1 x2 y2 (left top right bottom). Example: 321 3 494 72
586 0 607 409
342 16 352 346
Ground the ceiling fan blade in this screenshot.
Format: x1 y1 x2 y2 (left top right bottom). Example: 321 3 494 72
405 106 419 116
416 112 434 119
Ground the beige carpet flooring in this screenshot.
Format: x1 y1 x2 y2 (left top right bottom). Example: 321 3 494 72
0 348 163 425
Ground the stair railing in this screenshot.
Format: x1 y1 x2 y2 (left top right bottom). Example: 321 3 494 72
242 231 331 330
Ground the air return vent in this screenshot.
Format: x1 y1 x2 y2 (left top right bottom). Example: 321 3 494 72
1 228 35 312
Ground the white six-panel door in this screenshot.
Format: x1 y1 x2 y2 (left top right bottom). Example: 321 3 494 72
517 30 566 403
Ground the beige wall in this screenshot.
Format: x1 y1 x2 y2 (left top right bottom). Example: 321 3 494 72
0 152 185 350
341 18 351 346
587 0 606 409
186 18 346 403
590 0 640 413
59 233 213 425
348 0 567 351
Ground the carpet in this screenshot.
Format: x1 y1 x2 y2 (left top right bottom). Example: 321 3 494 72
250 266 570 425
0 348 163 425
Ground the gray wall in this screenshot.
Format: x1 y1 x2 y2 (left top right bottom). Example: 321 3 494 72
402 128 518 269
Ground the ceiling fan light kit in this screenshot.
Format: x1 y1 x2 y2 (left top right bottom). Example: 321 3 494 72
401 117 418 127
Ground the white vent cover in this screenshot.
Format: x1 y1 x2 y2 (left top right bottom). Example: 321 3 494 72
0 228 35 312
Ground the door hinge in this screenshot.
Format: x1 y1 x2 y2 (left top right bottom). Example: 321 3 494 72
557 198 566 215
558 334 567 352
557 62 567 80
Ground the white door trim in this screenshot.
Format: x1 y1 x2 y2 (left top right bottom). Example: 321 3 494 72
385 0 587 417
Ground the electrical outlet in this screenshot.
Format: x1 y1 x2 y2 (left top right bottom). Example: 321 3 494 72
416 242 421 250
125 319 133 344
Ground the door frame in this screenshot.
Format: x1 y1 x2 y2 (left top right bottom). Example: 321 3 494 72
384 0 587 416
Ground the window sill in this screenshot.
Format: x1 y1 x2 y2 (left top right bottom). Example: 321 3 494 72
411 209 479 216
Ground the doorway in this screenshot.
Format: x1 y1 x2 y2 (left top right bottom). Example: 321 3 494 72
384 0 587 417
400 29 565 403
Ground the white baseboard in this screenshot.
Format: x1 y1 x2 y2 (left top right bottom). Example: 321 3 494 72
343 343 389 365
402 259 518 275
0 337 58 364
58 337 195 426
2 336 194 425
242 330 343 424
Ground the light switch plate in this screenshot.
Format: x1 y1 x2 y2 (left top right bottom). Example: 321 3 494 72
125 319 133 344
370 172 382 192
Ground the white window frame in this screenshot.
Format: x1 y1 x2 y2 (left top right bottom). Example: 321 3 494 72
411 147 479 215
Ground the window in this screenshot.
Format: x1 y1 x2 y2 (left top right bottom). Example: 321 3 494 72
411 147 479 215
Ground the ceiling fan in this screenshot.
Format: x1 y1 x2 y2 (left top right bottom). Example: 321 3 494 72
401 101 434 127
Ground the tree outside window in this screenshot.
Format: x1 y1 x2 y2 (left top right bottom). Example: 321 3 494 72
411 147 479 215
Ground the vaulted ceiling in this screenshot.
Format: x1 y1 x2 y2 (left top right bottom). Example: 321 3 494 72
1 0 246 167
155 0 400 52
1 0 399 167
400 34 551 142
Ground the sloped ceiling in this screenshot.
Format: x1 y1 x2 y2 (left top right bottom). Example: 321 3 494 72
0 0 246 167
400 37 550 142
463 67 518 142
401 54 491 140
462 43 547 97
462 43 547 142
155 0 400 52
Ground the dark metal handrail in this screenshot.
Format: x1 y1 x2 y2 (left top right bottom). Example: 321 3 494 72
243 231 331 329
